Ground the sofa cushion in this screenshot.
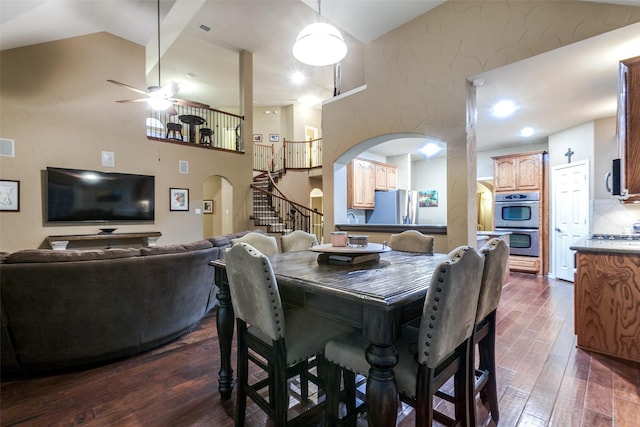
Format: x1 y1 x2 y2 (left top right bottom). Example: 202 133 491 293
140 239 213 256
5 248 141 263
209 236 232 249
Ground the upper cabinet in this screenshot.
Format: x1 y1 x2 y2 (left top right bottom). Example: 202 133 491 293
618 55 640 203
347 159 398 209
375 164 397 191
493 152 545 192
347 159 375 209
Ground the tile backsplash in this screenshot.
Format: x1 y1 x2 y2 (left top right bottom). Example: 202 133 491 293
592 199 640 234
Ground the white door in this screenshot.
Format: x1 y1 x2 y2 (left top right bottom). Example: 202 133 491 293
552 160 589 282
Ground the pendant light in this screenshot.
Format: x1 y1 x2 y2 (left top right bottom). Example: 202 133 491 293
292 0 347 66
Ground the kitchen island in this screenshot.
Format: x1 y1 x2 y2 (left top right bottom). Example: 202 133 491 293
570 236 640 362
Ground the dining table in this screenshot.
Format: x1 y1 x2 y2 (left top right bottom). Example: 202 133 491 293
210 247 447 427
178 114 205 143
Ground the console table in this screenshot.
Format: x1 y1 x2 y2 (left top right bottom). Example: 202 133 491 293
46 232 161 249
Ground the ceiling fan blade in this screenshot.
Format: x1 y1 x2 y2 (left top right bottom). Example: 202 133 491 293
107 79 148 96
172 98 211 109
116 98 148 103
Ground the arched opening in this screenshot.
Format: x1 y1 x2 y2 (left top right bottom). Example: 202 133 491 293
202 175 233 238
310 187 323 243
333 133 447 225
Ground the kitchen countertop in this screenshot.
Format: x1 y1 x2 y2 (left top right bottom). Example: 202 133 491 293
335 224 447 234
570 234 640 255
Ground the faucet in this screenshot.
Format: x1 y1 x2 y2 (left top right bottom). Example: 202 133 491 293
346 212 358 224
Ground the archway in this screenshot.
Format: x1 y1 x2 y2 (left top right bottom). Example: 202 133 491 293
333 133 446 225
202 175 234 238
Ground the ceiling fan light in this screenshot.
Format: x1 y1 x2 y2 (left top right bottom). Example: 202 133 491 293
292 22 347 66
147 97 173 111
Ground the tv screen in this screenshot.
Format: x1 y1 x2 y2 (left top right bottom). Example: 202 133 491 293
45 167 155 223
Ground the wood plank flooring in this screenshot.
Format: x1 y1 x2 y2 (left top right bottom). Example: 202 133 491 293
2 273 639 426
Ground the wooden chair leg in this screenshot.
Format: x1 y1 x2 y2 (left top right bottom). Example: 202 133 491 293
273 343 289 426
300 359 309 401
235 322 248 427
323 361 341 427
479 315 499 422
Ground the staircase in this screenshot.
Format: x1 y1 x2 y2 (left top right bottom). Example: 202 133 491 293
251 173 290 234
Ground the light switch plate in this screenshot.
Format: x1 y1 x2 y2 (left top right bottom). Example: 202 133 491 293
101 151 115 167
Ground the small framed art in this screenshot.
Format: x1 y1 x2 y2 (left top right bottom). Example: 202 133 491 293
269 134 279 142
0 180 19 211
252 134 263 143
203 200 213 214
170 188 189 211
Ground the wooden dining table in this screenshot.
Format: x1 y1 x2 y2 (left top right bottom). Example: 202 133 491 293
210 248 448 427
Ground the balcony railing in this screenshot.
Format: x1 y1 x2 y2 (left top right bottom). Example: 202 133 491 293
254 138 323 173
146 104 244 152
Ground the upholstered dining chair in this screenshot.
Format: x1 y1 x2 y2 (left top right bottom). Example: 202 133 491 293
281 230 319 252
231 231 279 256
389 230 434 254
323 246 485 427
472 237 509 423
225 243 357 426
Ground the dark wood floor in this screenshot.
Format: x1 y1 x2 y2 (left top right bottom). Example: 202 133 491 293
2 273 639 426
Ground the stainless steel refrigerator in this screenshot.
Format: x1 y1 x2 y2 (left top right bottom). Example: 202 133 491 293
366 189 419 224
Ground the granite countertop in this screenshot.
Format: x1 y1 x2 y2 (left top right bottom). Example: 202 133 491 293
570 235 640 255
335 224 447 234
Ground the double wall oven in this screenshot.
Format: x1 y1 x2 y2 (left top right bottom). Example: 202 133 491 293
494 192 540 257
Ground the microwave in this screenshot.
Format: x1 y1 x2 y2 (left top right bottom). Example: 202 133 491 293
494 192 540 229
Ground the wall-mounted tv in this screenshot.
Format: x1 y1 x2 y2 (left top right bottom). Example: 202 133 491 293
45 167 155 223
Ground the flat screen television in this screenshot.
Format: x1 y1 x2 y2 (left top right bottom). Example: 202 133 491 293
45 167 155 223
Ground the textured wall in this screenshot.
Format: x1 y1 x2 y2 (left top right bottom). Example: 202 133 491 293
322 0 640 249
0 33 254 252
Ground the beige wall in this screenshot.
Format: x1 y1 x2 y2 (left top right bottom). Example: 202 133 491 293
321 0 640 250
0 33 254 252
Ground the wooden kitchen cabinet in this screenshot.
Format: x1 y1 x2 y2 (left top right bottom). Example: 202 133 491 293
492 150 548 276
574 251 640 362
618 55 640 203
493 152 544 192
347 159 375 209
375 164 397 191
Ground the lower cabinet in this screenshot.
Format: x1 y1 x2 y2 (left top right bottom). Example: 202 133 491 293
508 255 540 274
574 251 640 362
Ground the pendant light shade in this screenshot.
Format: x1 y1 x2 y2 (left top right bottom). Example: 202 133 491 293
292 8 347 67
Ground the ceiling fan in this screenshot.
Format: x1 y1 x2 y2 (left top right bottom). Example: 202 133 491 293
107 0 209 115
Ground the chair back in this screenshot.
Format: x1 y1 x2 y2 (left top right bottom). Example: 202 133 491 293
231 232 279 256
224 243 285 341
476 238 509 322
417 246 484 367
389 230 434 254
281 230 319 252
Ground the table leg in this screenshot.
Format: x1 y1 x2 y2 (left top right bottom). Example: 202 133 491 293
215 267 235 400
365 343 399 426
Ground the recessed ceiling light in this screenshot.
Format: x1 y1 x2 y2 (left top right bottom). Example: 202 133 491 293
520 127 535 137
291 72 305 84
420 142 442 157
491 100 517 118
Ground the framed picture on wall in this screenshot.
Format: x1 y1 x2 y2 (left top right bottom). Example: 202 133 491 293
252 134 263 143
170 188 189 211
419 190 438 207
269 134 279 142
203 200 213 214
0 180 19 212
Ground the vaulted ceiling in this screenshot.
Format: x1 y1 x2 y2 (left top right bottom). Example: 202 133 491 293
2 0 639 154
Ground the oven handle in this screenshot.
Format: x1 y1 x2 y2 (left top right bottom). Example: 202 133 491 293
495 228 540 233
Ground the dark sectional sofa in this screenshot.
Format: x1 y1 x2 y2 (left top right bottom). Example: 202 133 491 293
0 230 257 373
